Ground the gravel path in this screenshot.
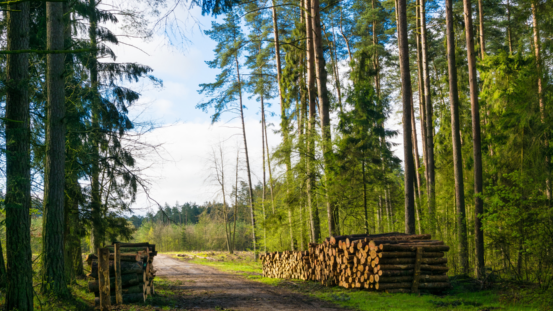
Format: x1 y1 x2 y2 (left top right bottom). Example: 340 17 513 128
155 254 349 311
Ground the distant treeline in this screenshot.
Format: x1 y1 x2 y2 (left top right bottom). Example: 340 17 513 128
129 202 206 228
130 201 254 252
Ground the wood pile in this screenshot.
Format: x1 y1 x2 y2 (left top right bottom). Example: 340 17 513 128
261 233 451 293
86 242 157 306
261 251 312 280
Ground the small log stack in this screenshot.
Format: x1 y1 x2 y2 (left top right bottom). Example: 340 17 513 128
86 242 157 307
261 233 451 293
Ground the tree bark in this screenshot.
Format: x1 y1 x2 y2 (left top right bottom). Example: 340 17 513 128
446 0 469 278
415 0 428 197
462 0 482 276
338 8 353 65
235 55 257 260
42 0 69 297
311 0 336 237
5 0 33 309
214 146 231 253
89 0 102 254
507 0 512 54
65 180 84 283
396 0 416 234
478 0 486 58
305 0 320 242
411 99 422 199
363 161 369 234
386 187 393 231
372 0 380 95
261 95 267 253
0 236 6 287
232 149 240 253
271 0 294 250
299 57 307 250
262 100 275 214
532 2 549 205
419 0 435 229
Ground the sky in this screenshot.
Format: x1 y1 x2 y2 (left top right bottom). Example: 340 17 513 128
107 3 408 215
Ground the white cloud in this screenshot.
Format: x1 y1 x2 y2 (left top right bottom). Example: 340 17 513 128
131 119 281 214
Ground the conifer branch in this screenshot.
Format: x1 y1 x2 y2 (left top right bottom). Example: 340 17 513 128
0 48 94 55
0 0 65 5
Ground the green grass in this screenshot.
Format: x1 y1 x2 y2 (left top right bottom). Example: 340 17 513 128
172 251 553 311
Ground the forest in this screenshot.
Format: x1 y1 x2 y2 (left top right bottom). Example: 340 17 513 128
0 0 552 308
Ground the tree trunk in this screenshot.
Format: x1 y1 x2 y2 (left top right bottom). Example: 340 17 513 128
462 0 482 276
311 0 336 237
262 104 275 214
413 0 428 196
0 236 6 287
235 57 257 260
415 0 427 198
411 99 422 199
363 161 369 234
261 96 268 253
232 149 240 254
89 0 102 254
396 0 416 234
5 0 33 309
445 0 469 278
532 3 549 205
419 0 435 230
507 0 512 54
215 146 232 254
271 1 294 250
65 180 84 283
305 0 320 242
299 64 307 250
372 0 380 94
478 0 486 58
42 0 69 296
338 8 353 65
386 187 393 231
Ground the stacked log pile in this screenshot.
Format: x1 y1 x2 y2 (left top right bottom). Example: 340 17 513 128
86 243 157 306
261 251 312 280
261 233 451 293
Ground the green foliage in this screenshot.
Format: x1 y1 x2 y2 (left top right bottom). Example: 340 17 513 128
197 10 246 124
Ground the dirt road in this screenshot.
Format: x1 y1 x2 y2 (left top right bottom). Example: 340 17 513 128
155 254 348 311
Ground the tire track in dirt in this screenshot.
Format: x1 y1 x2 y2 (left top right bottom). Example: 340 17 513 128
155 254 349 311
